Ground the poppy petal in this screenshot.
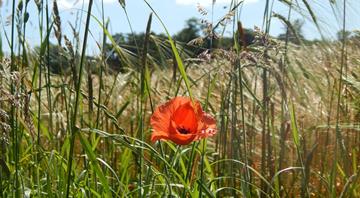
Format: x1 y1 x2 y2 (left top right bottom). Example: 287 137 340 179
150 96 217 145
150 97 192 133
168 133 196 145
171 102 198 134
164 96 191 114
151 130 169 142
152 120 196 145
195 113 217 140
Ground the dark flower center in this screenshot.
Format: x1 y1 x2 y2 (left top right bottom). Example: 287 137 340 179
177 127 190 134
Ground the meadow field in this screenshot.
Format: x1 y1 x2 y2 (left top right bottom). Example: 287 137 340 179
0 0 359 197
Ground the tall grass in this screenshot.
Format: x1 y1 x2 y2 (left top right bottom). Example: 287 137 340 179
0 0 359 197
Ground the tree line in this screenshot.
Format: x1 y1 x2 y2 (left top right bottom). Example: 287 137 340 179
37 18 360 74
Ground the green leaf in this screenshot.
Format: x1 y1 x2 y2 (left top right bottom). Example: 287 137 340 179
78 132 111 197
143 1 194 101
290 102 300 147
196 180 216 198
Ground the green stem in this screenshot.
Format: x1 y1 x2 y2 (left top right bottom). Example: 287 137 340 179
199 139 206 198
65 0 94 197
10 0 18 196
182 142 198 197
45 0 53 137
332 0 349 196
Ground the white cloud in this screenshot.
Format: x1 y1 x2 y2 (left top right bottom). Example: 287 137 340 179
175 0 258 6
57 0 116 10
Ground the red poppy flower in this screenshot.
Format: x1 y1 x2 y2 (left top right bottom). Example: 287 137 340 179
150 96 216 145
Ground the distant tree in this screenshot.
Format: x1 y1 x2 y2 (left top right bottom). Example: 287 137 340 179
213 36 233 49
337 30 352 41
239 28 255 47
174 18 204 43
105 32 174 72
278 19 305 45
104 17 256 72
112 33 126 44
212 33 250 50
174 18 255 50
34 44 70 74
34 43 101 75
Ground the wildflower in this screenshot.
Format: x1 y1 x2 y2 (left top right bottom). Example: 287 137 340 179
150 96 216 145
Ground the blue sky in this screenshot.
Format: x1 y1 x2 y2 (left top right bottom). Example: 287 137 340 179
1 0 359 54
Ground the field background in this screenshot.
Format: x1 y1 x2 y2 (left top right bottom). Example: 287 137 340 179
0 0 359 197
